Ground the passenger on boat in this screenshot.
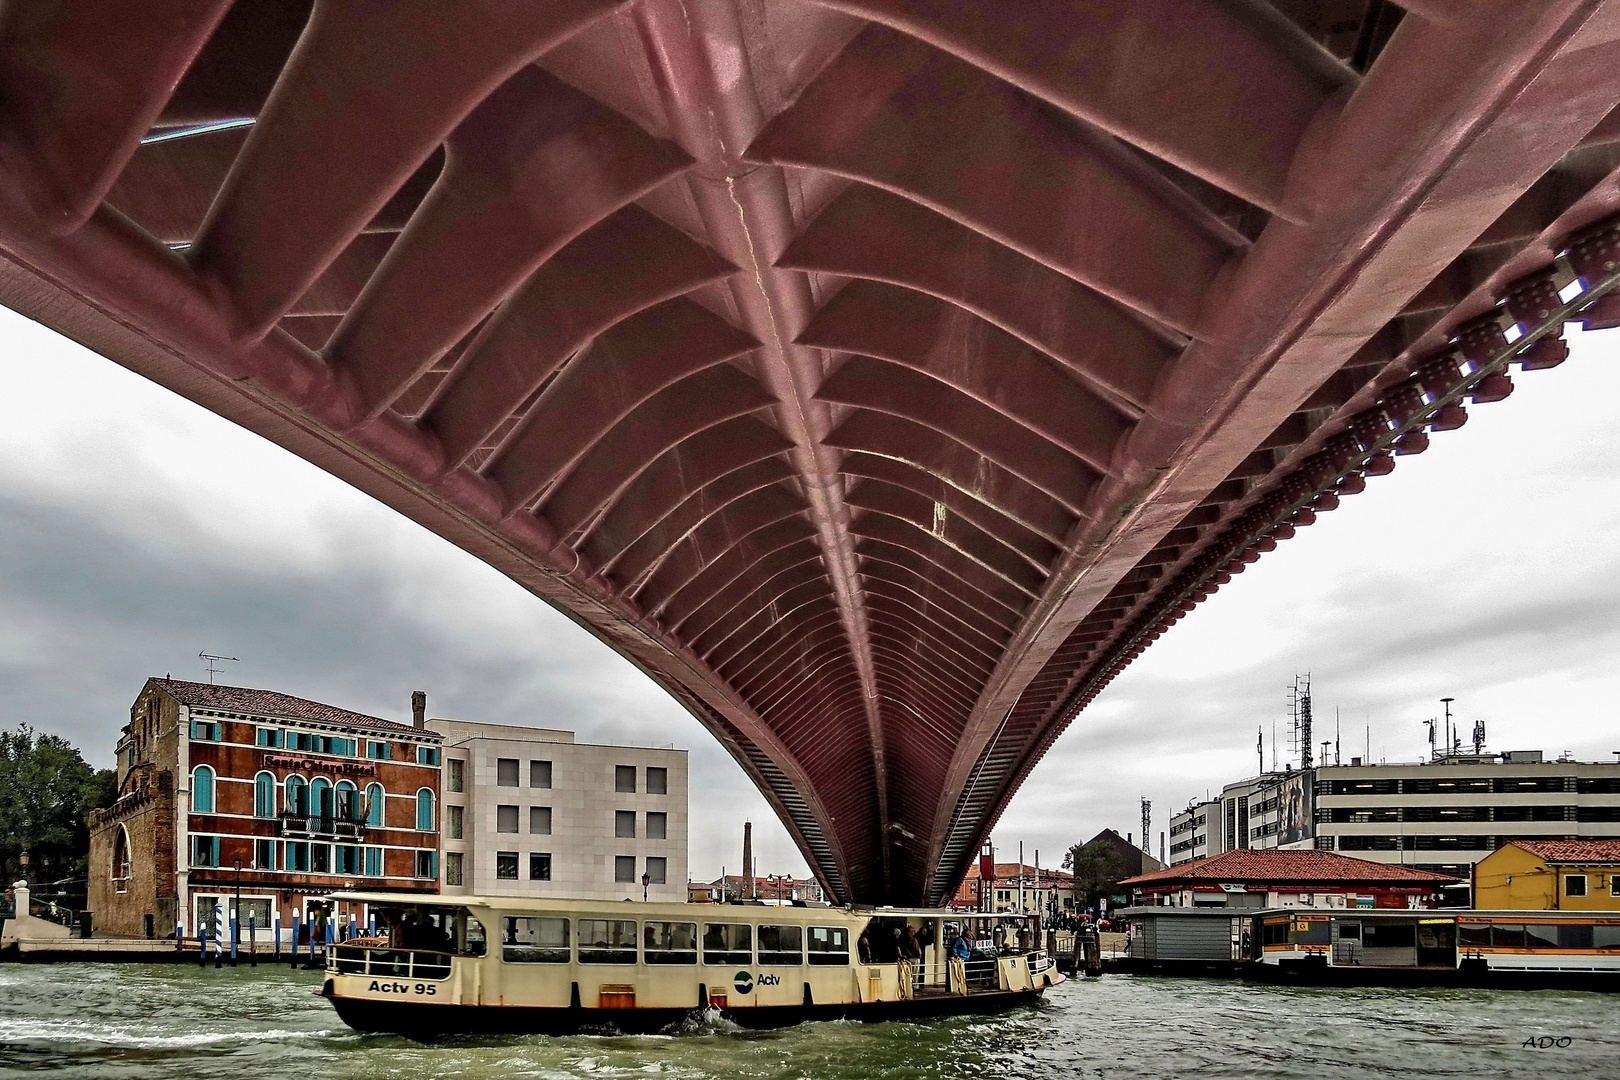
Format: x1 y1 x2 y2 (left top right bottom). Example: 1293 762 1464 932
950 932 972 962
858 930 873 964
903 926 923 961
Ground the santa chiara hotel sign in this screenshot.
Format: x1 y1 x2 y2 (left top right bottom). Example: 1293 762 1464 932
264 754 379 778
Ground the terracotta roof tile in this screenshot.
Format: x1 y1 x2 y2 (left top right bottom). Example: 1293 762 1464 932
1119 848 1458 887
1510 839 1620 864
153 678 425 736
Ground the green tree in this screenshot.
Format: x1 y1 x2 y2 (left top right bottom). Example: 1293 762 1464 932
0 725 116 888
1063 839 1126 910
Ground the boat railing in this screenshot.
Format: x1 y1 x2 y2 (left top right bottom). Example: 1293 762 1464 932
328 942 453 981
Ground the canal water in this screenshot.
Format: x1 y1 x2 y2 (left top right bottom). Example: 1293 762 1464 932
0 963 1613 1079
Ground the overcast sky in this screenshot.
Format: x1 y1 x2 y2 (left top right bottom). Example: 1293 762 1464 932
2 305 1618 883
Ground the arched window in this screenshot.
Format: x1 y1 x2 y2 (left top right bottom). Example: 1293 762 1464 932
192 765 215 814
365 783 385 827
285 775 308 817
416 788 434 831
335 779 357 823
111 825 132 891
310 777 332 820
254 771 276 818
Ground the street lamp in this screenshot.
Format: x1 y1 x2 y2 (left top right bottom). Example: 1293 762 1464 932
641 871 650 902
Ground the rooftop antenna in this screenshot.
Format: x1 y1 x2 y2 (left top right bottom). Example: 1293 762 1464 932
1423 716 1437 760
1473 720 1486 755
1321 740 1332 766
1271 718 1278 771
1141 797 1151 853
1257 727 1264 775
1287 674 1313 769
1441 697 1454 759
1335 708 1342 766
199 652 239 684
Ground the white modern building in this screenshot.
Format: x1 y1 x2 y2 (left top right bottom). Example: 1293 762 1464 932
1172 749 1620 881
1312 751 1620 880
428 718 688 902
1168 798 1220 864
1169 768 1313 865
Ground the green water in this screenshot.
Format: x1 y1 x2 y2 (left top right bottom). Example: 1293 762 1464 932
0 963 1614 1078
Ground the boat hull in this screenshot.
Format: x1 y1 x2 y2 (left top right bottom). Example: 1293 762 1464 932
326 984 1050 1037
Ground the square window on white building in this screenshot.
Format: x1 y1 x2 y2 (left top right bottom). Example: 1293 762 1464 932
647 767 668 795
447 758 465 793
530 760 552 788
615 810 636 838
646 856 667 884
530 806 552 834
530 853 551 880
496 805 520 833
496 852 519 879
647 811 667 840
497 758 520 786
447 804 464 840
615 765 636 792
615 855 636 882
445 852 463 887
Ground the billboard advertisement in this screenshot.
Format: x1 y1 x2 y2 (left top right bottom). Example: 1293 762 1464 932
1279 771 1314 845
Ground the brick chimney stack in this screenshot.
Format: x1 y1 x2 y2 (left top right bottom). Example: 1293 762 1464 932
411 690 426 729
742 821 753 899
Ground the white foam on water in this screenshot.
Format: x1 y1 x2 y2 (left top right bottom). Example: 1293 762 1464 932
0 1018 336 1049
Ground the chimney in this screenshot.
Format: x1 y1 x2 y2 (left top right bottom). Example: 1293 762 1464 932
742 821 753 898
411 690 426 729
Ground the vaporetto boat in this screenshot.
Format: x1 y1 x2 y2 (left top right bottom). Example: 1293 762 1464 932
319 892 1064 1035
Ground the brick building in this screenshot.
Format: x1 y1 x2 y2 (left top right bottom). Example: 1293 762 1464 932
951 862 1077 914
89 679 442 939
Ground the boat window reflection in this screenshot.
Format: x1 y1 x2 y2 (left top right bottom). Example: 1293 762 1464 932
807 925 849 966
758 924 803 966
502 916 570 963
703 923 752 966
644 921 698 965
579 919 638 964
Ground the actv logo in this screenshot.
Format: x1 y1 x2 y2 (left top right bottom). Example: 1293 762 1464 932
733 971 754 994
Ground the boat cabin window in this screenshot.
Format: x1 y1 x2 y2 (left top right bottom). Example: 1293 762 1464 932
579 919 638 964
376 905 485 956
1458 923 1489 948
807 925 850 966
1559 924 1594 950
1364 923 1416 949
644 921 698 964
1490 925 1525 949
1336 923 1360 940
1594 925 1620 949
703 922 752 966
758 924 803 966
1291 919 1330 946
1524 923 1558 949
502 916 570 963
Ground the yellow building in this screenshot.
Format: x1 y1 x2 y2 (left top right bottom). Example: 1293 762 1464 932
1472 840 1620 910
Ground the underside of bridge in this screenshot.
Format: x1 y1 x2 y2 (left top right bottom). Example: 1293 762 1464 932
1 1 1619 904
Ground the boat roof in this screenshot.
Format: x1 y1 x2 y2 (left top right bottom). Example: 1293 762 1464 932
329 893 1034 921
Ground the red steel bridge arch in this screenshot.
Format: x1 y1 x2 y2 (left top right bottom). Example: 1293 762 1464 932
1 0 1619 905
